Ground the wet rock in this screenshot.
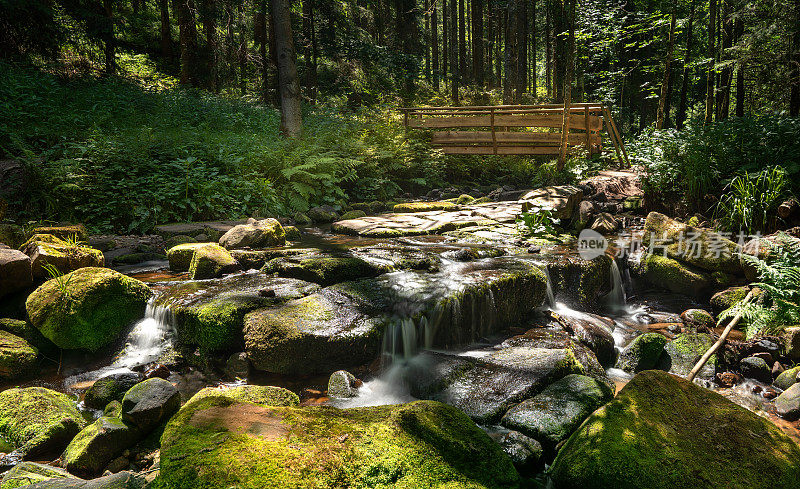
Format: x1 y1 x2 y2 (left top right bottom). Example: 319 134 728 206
774 365 800 390
263 255 389 286
0 387 86 459
229 248 312 270
553 312 616 367
739 356 772 383
0 330 37 379
772 361 785 378
520 186 584 220
590 212 618 235
661 332 717 380
144 363 170 379
716 371 741 387
26 268 152 351
164 234 197 249
638 253 713 299
781 326 800 363
30 224 88 242
775 383 800 420
64 415 142 477
293 212 312 225
218 218 286 250
493 430 543 473
575 200 597 229
161 273 318 355
710 286 749 316
22 238 105 279
224 352 250 379
166 242 216 272
642 212 742 274
501 374 612 449
17 471 147 488
327 370 358 399
0 248 32 299
159 399 519 488
283 225 301 241
112 252 165 265
0 462 71 487
0 318 53 353
545 254 612 310
340 210 367 221
184 384 299 409
83 372 143 410
407 347 585 424
121 378 180 432
680 308 715 330
550 371 800 489
307 206 339 223
616 333 668 373
393 201 459 213
187 244 239 280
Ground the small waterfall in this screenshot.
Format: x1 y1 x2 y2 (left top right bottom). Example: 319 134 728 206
604 259 627 312
382 317 419 363
543 268 557 309
112 298 175 369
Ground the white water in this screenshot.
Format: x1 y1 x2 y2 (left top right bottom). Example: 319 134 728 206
603 259 627 312
330 362 416 408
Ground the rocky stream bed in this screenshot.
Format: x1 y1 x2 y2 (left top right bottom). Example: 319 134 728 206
1 173 800 488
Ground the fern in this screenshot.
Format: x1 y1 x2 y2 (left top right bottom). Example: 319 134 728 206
718 233 800 339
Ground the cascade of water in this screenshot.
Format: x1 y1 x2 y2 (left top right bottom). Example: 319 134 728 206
544 268 557 309
381 317 419 363
112 297 176 369
604 259 627 312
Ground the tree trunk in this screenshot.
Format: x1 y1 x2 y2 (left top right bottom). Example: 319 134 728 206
203 0 218 92
557 0 575 171
545 0 552 99
424 0 430 79
442 0 448 79
656 3 677 129
238 2 247 94
735 15 744 117
256 1 269 101
676 0 696 129
451 0 459 102
531 0 537 98
791 0 800 115
271 0 302 137
103 0 115 75
159 0 172 61
302 0 317 101
717 0 732 120
176 0 198 85
503 1 517 103
705 0 717 124
517 0 527 96
459 0 466 83
472 0 484 86
495 5 502 86
433 0 440 89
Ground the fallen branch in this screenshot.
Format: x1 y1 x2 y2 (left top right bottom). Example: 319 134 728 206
687 289 756 382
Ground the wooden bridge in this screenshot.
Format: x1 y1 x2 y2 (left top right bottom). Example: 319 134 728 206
400 103 629 167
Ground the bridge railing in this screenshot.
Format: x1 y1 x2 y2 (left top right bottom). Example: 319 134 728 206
400 103 629 167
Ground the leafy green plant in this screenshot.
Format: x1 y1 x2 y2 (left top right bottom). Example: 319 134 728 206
42 263 73 298
718 233 800 339
516 206 560 237
714 166 789 234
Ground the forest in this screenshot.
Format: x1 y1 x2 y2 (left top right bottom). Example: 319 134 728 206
1 1 800 488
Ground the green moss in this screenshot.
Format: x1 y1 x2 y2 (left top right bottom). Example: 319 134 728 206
0 330 38 379
393 201 459 213
185 385 300 409
263 256 388 286
30 224 88 242
710 286 749 315
188 244 238 280
157 398 519 489
0 462 71 489
641 253 712 298
113 252 165 265
774 365 800 390
283 225 301 241
25 267 152 351
0 318 54 354
293 212 312 225
176 297 261 353
63 415 142 476
456 194 476 205
616 333 668 373
166 243 215 272
340 210 367 221
0 387 86 457
550 371 800 489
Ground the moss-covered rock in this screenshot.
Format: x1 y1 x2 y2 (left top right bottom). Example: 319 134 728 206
188 244 239 280
0 462 71 489
615 333 668 373
63 415 142 477
740 356 772 383
545 254 612 310
393 201 459 213
166 242 216 272
339 210 367 221
0 330 37 379
121 378 181 432
282 225 301 241
30 224 88 242
680 308 715 329
262 255 389 286
26 267 152 351
0 318 55 354
112 252 165 265
501 374 612 449
218 219 286 250
293 212 312 225
709 286 749 316
83 372 143 410
0 387 86 458
23 239 105 279
643 212 741 274
774 365 800 390
307 206 339 223
639 253 713 299
550 370 800 489
775 383 800 420
158 398 519 489
456 194 476 205
185 385 300 409
328 370 358 398
661 332 716 379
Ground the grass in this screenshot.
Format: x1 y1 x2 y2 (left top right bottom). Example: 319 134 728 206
1 61 592 234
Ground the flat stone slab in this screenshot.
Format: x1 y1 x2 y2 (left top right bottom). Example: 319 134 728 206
155 220 248 237
332 186 582 238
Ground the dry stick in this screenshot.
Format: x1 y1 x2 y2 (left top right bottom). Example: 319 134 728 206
687 289 756 382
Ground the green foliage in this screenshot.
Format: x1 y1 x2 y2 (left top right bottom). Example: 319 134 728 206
516 206 560 237
714 166 789 234
632 118 800 212
41 263 73 299
719 234 800 339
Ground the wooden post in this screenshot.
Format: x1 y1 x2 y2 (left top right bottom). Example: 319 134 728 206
491 107 497 154
403 109 409 129
584 106 590 153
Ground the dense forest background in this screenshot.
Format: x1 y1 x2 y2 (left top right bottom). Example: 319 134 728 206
1 0 800 232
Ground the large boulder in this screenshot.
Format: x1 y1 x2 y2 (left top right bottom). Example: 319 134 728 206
774 365 800 390
0 462 71 488
661 332 716 379
393 201 459 213
166 242 215 272
159 398 519 489
500 374 612 450
0 387 86 459
615 333 668 373
0 249 32 298
83 372 143 410
121 378 181 432
552 312 616 367
187 244 239 280
545 255 612 310
63 415 142 477
30 225 88 242
782 326 800 363
0 318 54 354
710 286 749 316
262 255 389 286
492 430 543 473
22 238 104 279
7 471 146 488
26 268 152 351
642 212 741 274
775 383 800 420
184 384 299 409
218 218 286 250
0 330 38 379
550 371 800 489
638 253 713 299
520 186 584 220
